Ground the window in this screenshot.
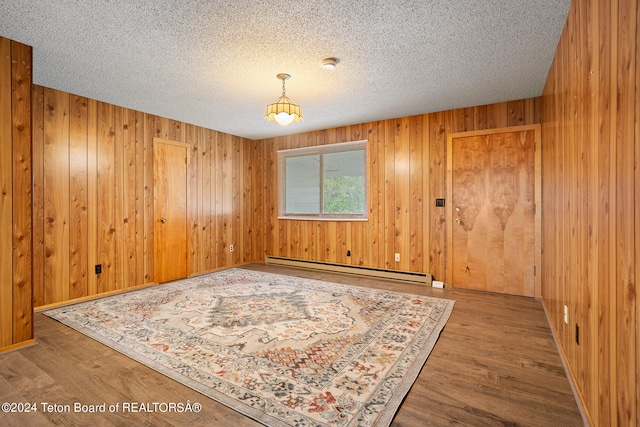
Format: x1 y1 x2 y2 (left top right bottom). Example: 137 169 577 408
278 140 368 220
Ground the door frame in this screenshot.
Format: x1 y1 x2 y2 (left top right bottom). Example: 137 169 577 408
153 137 190 283
445 124 541 297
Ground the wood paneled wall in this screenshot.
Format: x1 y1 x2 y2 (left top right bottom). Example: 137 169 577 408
0 36 33 351
541 0 639 425
32 86 255 307
254 99 541 281
29 89 540 311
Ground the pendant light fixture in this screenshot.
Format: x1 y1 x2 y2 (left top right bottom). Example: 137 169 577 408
264 73 303 126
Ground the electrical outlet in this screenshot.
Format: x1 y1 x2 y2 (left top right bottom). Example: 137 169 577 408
229 244 234 252
395 253 400 262
563 305 569 324
95 264 102 275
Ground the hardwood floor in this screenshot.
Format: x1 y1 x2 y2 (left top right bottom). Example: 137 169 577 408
0 263 584 426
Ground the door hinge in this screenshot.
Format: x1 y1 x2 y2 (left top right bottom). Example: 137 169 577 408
534 143 537 152
534 203 536 214
534 266 537 276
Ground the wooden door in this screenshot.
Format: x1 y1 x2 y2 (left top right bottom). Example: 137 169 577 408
446 126 540 297
153 138 188 283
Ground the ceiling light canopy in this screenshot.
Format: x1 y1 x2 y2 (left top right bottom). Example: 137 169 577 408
264 73 303 126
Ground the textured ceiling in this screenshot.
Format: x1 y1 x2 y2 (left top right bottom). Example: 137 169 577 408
0 0 570 140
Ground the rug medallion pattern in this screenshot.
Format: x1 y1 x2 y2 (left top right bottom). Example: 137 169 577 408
44 268 454 426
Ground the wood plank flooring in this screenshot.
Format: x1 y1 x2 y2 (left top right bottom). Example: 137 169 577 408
0 264 584 426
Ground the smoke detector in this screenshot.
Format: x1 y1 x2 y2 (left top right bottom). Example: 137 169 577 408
321 57 339 70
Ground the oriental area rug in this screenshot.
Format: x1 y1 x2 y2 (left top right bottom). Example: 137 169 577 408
44 268 455 426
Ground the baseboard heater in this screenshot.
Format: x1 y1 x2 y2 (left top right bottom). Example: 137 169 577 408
264 256 432 285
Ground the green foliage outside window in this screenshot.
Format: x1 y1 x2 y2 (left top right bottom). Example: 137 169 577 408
323 176 365 214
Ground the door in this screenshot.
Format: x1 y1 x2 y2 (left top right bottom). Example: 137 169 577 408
446 126 540 297
153 138 188 283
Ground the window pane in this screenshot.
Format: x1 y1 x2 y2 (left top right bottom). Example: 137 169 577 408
285 155 320 214
322 150 365 214
278 140 367 220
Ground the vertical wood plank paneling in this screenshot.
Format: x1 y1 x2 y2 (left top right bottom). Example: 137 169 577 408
29 93 543 318
0 37 33 350
409 115 423 272
573 0 588 395
565 0 578 364
219 133 230 267
383 121 396 270
636 0 640 417
202 129 214 271
541 0 639 425
122 108 138 288
606 3 619 417
265 139 277 258
252 99 540 284
429 112 446 281
114 106 124 290
87 99 98 296
507 100 526 127
192 130 202 270
213 133 222 266
394 118 410 271
143 114 154 282
486 102 508 129
43 88 69 304
155 116 169 141
133 111 145 285
583 0 601 418
232 135 241 265
31 86 44 308
10 40 32 342
474 105 487 130
242 136 253 262
27 83 253 314
69 95 88 299
0 37 14 347
368 121 383 268
421 117 432 274
186 124 200 275
253 141 264 260
96 102 115 293
615 0 636 424
169 119 183 142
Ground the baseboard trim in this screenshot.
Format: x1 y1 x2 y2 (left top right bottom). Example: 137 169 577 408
541 299 592 427
0 339 36 354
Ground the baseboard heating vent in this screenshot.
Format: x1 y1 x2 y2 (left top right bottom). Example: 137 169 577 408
264 256 432 285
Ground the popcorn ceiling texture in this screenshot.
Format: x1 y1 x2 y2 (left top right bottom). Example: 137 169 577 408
0 0 570 139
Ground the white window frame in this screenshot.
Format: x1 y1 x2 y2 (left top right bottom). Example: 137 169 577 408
277 140 368 221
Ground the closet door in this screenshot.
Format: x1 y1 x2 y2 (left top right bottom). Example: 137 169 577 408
153 138 189 283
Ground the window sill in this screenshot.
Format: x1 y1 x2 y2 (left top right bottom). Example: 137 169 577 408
277 216 369 222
